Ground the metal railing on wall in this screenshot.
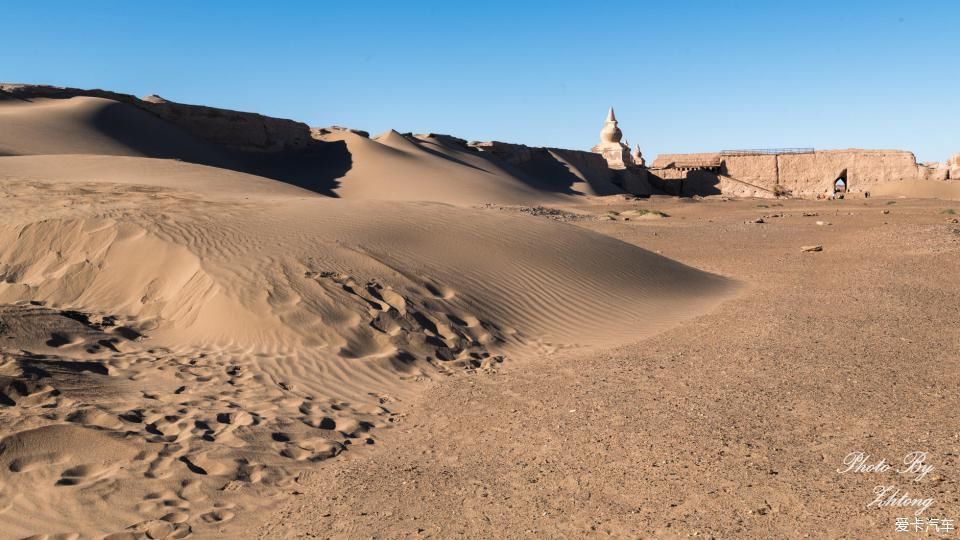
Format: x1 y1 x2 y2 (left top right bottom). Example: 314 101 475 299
720 148 814 156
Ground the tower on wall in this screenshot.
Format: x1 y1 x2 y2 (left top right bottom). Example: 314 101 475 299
591 107 641 170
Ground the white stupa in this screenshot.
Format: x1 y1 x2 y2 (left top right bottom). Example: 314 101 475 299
591 107 638 170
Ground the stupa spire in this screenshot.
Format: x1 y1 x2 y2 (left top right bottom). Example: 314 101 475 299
599 107 623 145
606 107 617 123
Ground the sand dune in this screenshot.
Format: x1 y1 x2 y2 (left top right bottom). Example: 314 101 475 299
0 153 310 198
869 178 960 200
0 150 734 537
1 94 626 204
418 135 628 198
0 89 740 538
0 96 232 166
316 128 571 204
0 154 732 353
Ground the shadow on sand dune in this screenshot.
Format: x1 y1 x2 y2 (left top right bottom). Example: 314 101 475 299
421 134 626 198
87 100 353 197
231 140 352 198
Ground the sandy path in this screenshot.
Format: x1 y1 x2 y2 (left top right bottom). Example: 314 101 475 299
260 197 960 539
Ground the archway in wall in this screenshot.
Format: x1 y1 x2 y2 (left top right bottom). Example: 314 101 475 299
833 169 848 194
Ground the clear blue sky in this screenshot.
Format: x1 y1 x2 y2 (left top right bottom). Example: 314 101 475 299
3 1 957 162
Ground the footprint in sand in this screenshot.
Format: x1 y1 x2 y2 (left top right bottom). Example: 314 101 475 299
56 463 118 486
272 430 344 461
125 519 192 540
181 452 232 476
8 452 71 474
424 281 456 299
136 488 190 515
46 332 82 348
66 408 126 430
446 312 479 328
200 508 236 523
176 478 207 502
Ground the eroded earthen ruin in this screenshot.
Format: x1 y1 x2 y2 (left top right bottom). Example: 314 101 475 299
586 107 956 199
647 148 951 198
2 85 953 200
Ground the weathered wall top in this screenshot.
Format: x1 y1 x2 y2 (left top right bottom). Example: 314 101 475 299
648 148 938 198
0 83 313 153
651 153 722 169
652 149 918 168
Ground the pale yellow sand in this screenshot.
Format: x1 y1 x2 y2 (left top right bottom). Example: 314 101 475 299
0 97 734 537
315 128 568 204
0 96 607 206
869 178 960 200
0 96 229 164
260 196 960 539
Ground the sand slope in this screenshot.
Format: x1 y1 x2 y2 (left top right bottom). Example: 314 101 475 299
0 152 734 537
0 91 737 537
0 154 732 355
0 96 232 166
1 95 626 205
419 135 629 198
259 196 960 539
869 179 960 200
317 129 571 204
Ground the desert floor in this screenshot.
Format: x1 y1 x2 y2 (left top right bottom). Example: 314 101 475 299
1 99 958 538
256 196 960 539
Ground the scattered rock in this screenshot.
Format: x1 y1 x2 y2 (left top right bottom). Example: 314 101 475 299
620 209 669 219
882 210 890 215
802 212 818 217
749 218 765 224
478 204 587 222
801 245 823 252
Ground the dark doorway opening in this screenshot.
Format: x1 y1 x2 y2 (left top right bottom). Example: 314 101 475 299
834 169 848 194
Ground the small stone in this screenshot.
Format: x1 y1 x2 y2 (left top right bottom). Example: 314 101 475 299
749 218 765 224
801 245 823 252
882 209 890 214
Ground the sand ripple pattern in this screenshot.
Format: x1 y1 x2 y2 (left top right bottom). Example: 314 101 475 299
0 156 735 537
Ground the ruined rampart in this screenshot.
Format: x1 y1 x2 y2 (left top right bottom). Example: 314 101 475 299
0 83 312 153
